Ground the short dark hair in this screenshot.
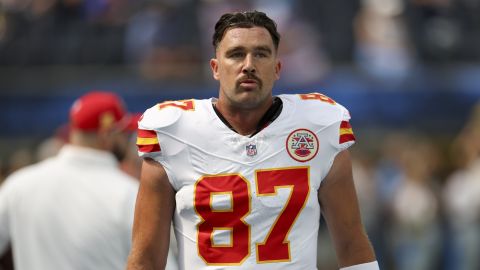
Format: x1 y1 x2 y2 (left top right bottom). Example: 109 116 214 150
212 11 280 52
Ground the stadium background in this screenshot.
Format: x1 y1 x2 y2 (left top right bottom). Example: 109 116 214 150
1 0 479 269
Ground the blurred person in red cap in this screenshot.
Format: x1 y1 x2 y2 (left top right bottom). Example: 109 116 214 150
0 91 178 270
69 91 137 161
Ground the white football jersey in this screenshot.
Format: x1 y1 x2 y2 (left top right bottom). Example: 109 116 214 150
137 93 355 270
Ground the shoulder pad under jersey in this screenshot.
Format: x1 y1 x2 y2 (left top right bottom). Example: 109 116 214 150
283 93 351 127
138 99 195 131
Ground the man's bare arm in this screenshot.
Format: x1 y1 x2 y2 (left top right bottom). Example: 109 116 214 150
318 150 376 268
127 159 175 270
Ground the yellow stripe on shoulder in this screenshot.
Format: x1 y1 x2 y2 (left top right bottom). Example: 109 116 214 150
340 128 353 136
136 137 159 145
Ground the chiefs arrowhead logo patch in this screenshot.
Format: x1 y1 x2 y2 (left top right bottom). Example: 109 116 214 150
286 128 319 162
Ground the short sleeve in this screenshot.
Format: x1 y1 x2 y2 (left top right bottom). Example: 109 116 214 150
135 107 164 162
337 107 356 150
136 127 162 161
323 104 355 153
135 103 184 163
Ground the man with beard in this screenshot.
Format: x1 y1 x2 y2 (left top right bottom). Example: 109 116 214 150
127 11 378 270
0 91 145 269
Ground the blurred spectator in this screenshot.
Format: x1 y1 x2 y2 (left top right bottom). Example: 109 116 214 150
0 91 143 269
443 102 480 270
353 0 417 84
351 149 380 242
373 132 427 268
375 132 409 207
388 136 442 270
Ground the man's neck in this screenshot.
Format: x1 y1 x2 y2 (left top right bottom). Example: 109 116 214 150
213 96 282 136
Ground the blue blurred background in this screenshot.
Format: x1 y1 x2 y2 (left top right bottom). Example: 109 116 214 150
1 0 480 269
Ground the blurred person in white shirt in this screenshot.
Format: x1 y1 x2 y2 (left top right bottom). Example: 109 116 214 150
443 103 480 270
389 136 442 270
0 91 178 270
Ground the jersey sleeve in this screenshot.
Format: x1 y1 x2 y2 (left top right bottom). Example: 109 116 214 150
136 124 162 162
293 93 356 182
317 105 355 160
135 101 186 162
135 103 186 190
136 103 177 162
330 104 356 151
311 99 356 183
299 93 356 152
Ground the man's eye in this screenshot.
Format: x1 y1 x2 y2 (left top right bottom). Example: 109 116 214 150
229 52 244 58
255 52 267 58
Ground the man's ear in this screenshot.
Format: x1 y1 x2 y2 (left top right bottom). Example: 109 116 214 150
274 60 282 80
210 58 220 81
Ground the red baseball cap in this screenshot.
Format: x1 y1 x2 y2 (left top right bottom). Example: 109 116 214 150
70 91 137 132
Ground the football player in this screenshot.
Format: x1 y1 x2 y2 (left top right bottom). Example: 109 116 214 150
127 11 378 270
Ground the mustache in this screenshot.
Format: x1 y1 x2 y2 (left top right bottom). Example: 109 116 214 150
237 74 262 86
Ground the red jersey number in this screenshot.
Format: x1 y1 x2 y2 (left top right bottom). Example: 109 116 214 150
158 99 195 111
194 167 310 265
299 93 336 105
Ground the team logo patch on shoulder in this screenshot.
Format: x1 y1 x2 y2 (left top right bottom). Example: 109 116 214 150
286 129 319 162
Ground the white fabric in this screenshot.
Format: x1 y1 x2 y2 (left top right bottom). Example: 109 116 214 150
0 145 139 270
138 94 354 269
340 261 380 270
392 179 438 227
443 159 480 225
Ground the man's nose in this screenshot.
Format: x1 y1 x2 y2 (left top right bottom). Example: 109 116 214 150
242 54 256 74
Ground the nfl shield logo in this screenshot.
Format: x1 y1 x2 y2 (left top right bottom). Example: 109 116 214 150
246 143 257 157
